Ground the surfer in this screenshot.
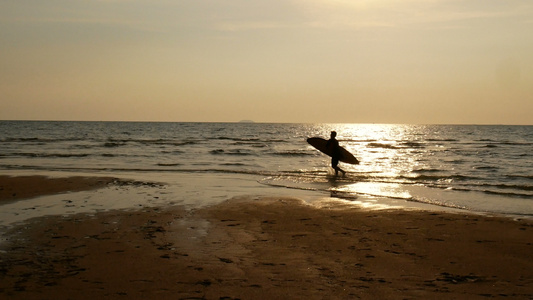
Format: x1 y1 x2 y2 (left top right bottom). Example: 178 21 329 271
326 131 346 176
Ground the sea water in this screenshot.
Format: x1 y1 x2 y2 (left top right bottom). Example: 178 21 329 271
0 121 532 219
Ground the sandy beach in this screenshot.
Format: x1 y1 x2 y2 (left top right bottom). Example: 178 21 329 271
1 176 532 299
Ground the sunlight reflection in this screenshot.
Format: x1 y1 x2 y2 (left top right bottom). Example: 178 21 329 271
328 124 424 176
335 182 412 200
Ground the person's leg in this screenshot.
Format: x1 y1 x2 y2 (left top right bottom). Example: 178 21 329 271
332 157 345 176
337 166 346 176
334 166 345 176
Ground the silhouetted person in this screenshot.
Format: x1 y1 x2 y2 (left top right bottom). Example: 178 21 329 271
326 131 346 176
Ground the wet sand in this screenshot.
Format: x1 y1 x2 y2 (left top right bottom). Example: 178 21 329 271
1 176 532 299
0 175 116 203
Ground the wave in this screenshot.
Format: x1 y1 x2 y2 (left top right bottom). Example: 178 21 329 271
367 143 398 149
9 153 90 158
104 142 125 148
341 139 378 143
401 174 474 182
412 168 445 173
259 174 533 214
400 141 425 148
427 138 458 142
474 166 499 170
484 144 498 148
1 137 85 143
481 183 533 192
5 152 155 159
380 174 533 197
2 136 204 148
139 139 199 146
157 163 182 167
215 136 288 145
475 139 533 146
2 137 40 142
209 149 253 156
500 141 533 146
161 150 185 154
105 138 200 147
272 151 313 157
231 141 267 147
259 175 467 209
450 186 533 198
506 174 533 180
480 190 533 198
70 144 99 149
367 142 425 149
219 163 250 166
216 137 261 142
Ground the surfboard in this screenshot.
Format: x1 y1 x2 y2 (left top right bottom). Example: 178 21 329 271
307 137 359 165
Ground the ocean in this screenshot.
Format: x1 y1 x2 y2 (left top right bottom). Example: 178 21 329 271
0 121 532 222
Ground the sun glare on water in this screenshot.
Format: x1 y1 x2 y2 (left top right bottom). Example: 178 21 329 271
322 124 434 201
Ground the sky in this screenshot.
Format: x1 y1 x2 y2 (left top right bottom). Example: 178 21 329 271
1 0 532 124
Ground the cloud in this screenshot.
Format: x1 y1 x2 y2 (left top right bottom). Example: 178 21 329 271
291 0 533 30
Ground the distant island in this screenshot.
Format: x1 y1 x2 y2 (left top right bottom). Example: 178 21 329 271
238 120 255 123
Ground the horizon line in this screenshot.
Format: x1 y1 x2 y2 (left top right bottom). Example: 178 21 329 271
1 119 531 126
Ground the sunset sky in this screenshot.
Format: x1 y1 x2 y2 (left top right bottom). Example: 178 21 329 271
1 0 532 124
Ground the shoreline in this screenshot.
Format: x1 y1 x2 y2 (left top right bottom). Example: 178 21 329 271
0 175 532 299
